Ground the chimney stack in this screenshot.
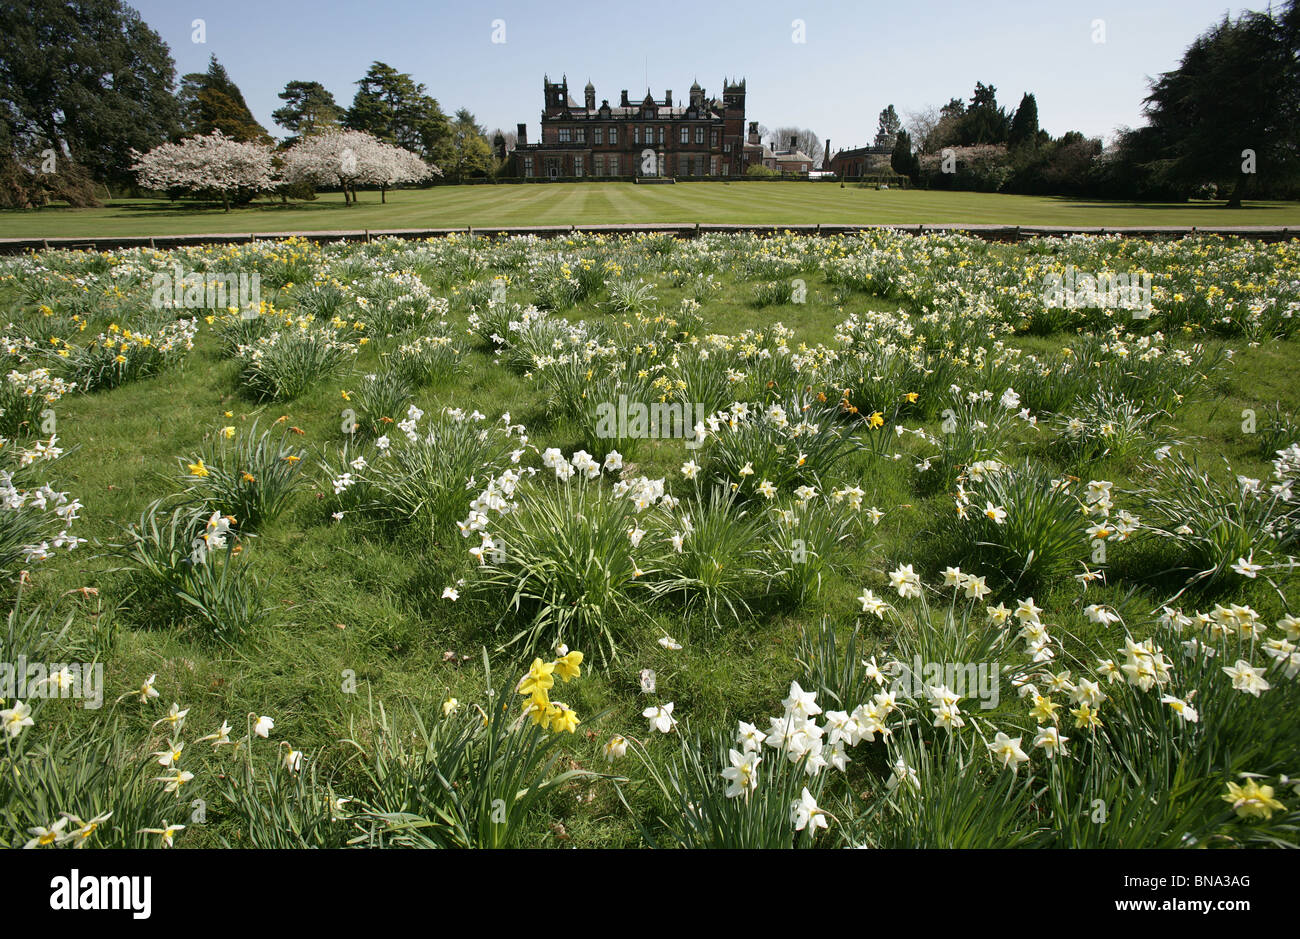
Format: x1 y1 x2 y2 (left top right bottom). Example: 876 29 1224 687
517 123 527 146
620 89 629 107
823 138 831 170
790 136 797 150
665 89 672 106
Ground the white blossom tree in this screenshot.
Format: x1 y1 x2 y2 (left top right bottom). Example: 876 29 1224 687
130 131 276 211
280 129 438 204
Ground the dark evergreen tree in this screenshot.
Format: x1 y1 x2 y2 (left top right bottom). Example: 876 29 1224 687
345 62 451 164
956 82 1011 145
0 0 179 192
1008 93 1040 151
1136 2 1299 206
876 105 901 145
890 130 919 180
179 56 271 142
272 81 344 138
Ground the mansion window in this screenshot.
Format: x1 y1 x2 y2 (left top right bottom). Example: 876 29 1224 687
710 156 718 176
633 127 640 144
657 126 664 144
523 157 533 176
721 163 729 176
594 127 603 145
574 155 584 177
593 155 603 175
609 127 618 145
695 127 704 144
711 130 719 147
558 128 571 142
680 127 688 144
576 128 586 143
608 154 620 175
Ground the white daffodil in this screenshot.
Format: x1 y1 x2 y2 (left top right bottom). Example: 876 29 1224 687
136 674 160 703
1033 725 1068 758
790 787 828 833
643 703 677 734
721 748 761 798
197 720 232 748
139 821 185 848
888 564 922 599
987 731 1030 773
23 817 69 849
152 702 189 731
782 681 822 720
1222 660 1271 697
1 700 34 738
737 720 767 752
603 735 627 762
1230 555 1263 578
858 588 888 619
1160 694 1199 723
58 811 112 848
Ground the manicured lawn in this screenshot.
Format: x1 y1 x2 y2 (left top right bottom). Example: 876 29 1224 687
2 184 1299 238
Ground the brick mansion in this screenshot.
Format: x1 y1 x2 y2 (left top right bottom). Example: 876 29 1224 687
504 74 898 181
508 75 805 179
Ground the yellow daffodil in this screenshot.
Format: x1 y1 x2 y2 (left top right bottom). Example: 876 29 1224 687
517 658 555 698
1223 779 1285 820
554 650 583 682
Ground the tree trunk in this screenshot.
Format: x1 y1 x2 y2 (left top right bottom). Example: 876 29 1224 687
381 186 387 203
222 191 230 212
1226 175 1247 209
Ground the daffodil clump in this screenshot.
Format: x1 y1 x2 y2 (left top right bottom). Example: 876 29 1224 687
0 367 76 437
516 649 584 734
236 324 358 401
62 318 198 393
0 432 83 577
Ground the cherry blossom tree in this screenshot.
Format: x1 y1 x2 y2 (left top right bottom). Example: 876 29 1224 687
280 129 438 204
130 131 276 211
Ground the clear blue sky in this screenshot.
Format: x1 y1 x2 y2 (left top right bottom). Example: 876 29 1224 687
127 0 1258 151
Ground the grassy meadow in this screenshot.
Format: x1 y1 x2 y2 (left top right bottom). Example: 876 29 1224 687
1 229 1298 849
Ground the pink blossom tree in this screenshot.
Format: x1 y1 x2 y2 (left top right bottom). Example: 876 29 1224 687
280 129 438 205
130 131 276 211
